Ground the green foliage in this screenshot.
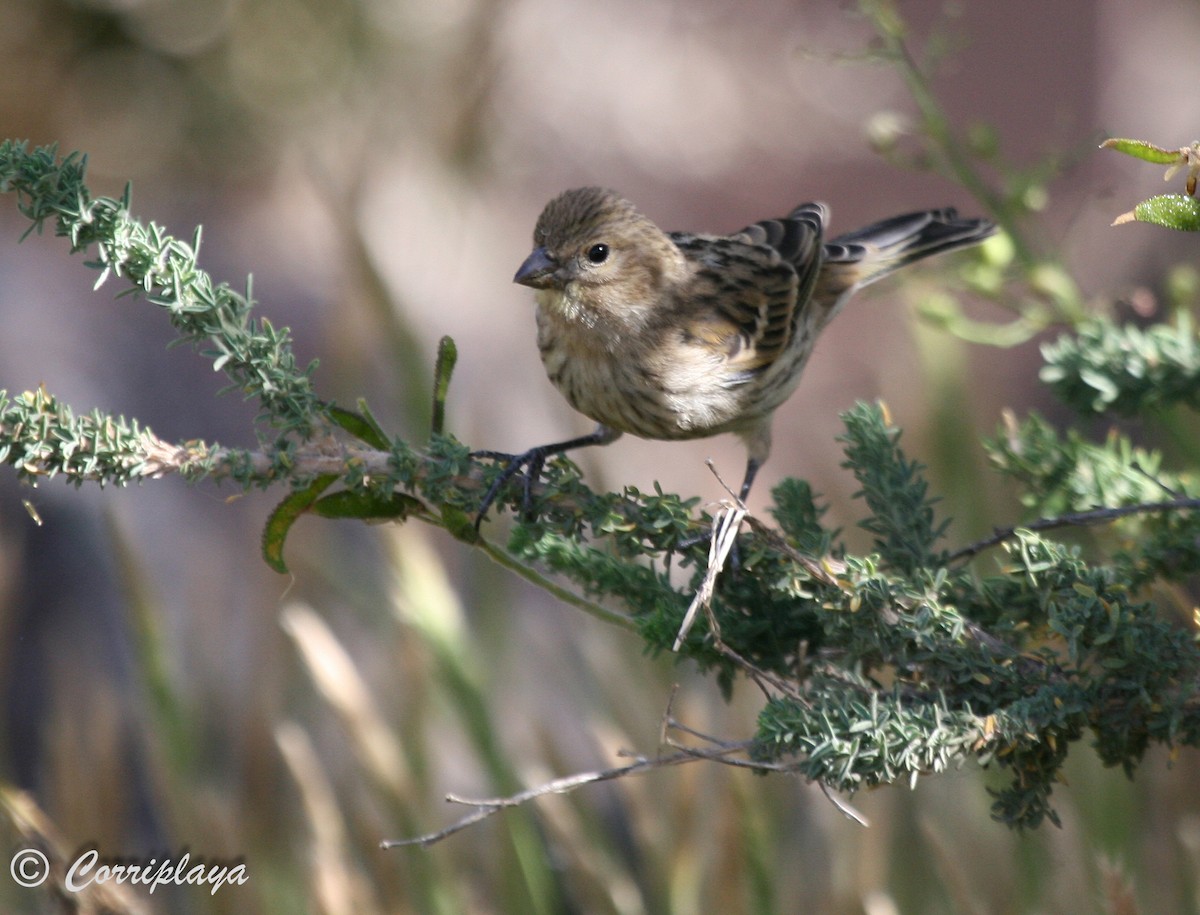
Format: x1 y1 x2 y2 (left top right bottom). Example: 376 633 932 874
0 140 324 435
262 474 338 572
840 403 949 575
769 477 837 555
986 412 1200 588
7 132 1200 839
986 413 1178 513
1102 137 1200 229
1101 137 1186 166
0 385 217 486
748 517 1200 829
1040 312 1200 414
755 684 985 792
328 403 391 450
431 335 458 437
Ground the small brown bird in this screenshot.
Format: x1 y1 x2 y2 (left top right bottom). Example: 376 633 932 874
477 187 994 523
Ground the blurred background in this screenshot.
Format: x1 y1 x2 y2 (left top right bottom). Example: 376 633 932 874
1 0 1200 912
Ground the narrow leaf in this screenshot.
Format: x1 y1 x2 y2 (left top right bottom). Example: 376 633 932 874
431 335 458 436
311 490 424 521
1100 137 1182 164
328 403 389 450
261 474 337 573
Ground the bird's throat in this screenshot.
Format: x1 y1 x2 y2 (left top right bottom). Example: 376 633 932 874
537 286 600 330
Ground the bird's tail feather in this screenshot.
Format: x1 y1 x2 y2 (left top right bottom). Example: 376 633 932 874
824 208 995 291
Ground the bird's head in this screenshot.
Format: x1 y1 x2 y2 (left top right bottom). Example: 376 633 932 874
514 187 685 322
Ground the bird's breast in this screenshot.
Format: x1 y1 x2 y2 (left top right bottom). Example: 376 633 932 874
534 304 761 442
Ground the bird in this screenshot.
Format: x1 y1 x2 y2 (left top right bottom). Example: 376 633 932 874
475 187 995 525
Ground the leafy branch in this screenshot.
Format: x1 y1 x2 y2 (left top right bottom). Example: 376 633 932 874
1 143 324 434
6 139 1200 836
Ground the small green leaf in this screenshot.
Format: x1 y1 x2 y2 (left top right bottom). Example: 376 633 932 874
440 503 480 544
1100 137 1182 164
311 490 424 521
1113 194 1200 231
261 474 337 573
1078 367 1119 404
327 403 389 449
431 335 458 436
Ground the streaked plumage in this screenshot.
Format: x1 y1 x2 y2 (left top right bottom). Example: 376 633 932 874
480 187 994 521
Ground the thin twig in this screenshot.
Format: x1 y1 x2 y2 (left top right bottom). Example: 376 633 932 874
948 498 1200 562
1131 460 1181 499
820 782 870 827
380 709 872 849
380 743 752 850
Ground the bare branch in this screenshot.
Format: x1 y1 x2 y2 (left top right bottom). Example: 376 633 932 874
380 744 748 850
948 498 1200 562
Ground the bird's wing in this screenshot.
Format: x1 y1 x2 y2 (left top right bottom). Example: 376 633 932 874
669 203 826 376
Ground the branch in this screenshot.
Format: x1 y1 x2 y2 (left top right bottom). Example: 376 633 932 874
379 743 750 849
0 141 322 432
948 498 1200 562
476 539 635 631
11 140 1200 835
381 696 878 849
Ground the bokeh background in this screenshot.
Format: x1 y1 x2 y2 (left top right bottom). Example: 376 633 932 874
2 0 1200 912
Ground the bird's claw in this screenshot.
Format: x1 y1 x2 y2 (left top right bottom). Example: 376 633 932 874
471 447 549 531
675 528 713 551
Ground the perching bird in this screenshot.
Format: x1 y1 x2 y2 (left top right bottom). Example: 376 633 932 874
476 187 995 523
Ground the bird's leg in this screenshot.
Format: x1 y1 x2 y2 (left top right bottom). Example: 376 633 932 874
737 458 761 505
473 425 620 528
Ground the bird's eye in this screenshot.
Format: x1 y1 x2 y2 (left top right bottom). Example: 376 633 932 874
586 243 610 264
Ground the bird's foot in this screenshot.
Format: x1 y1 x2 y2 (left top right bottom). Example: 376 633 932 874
471 446 551 531
471 427 619 532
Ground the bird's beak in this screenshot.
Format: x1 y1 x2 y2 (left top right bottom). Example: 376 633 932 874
514 246 558 289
